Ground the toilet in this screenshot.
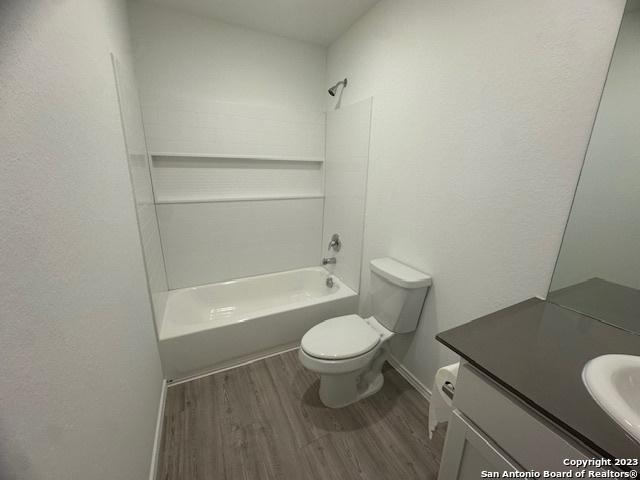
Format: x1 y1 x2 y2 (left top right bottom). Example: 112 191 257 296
299 257 431 408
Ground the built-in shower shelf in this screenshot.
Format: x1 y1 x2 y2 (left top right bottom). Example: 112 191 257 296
150 152 324 205
150 152 324 163
156 194 325 204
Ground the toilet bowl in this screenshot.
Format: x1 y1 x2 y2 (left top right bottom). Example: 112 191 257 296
300 257 431 408
299 314 394 408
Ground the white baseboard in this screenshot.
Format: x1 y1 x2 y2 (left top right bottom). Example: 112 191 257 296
149 379 167 480
388 354 432 402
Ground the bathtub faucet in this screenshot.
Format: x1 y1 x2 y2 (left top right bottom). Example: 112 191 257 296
327 233 341 252
322 257 336 265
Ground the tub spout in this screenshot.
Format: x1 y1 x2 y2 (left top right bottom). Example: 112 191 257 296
322 257 336 265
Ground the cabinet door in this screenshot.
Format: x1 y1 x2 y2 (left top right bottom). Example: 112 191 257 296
438 410 522 480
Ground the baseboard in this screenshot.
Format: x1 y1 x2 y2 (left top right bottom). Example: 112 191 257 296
168 343 300 386
388 354 432 402
148 379 167 480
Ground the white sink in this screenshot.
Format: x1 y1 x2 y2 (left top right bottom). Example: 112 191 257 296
582 354 640 443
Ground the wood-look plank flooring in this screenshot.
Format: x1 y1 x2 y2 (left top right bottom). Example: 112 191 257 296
157 350 446 480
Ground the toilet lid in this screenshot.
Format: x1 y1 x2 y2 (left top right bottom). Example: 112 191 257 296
301 315 380 360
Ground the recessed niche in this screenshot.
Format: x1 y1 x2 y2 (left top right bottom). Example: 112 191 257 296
150 154 324 204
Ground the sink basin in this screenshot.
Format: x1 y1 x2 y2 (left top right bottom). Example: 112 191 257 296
582 354 640 443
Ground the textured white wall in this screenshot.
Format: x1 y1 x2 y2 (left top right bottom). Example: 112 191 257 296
327 0 626 387
0 1 163 479
551 10 640 291
322 99 372 292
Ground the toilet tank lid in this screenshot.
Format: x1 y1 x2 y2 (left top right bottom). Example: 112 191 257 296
370 258 432 289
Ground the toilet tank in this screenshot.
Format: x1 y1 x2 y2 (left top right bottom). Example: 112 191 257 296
369 258 432 333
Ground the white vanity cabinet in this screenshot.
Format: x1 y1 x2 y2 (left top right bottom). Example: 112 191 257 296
438 363 603 479
439 409 522 478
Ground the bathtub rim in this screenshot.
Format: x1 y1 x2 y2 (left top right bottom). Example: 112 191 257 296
158 266 357 341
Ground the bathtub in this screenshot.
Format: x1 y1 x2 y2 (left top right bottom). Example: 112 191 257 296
158 267 358 380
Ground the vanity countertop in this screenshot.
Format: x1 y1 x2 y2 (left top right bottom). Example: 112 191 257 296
436 298 640 462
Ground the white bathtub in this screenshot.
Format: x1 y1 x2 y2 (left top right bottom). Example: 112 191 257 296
158 267 358 380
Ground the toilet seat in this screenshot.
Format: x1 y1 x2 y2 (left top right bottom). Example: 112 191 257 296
301 314 380 360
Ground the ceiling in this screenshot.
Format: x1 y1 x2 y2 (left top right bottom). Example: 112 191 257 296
139 0 381 46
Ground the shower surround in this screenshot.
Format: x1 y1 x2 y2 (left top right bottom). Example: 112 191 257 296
125 3 373 379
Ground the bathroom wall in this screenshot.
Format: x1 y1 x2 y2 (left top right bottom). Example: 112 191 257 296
551 9 640 291
113 56 169 332
327 0 626 388
0 1 163 478
128 2 328 288
128 1 326 112
322 98 373 291
158 199 323 288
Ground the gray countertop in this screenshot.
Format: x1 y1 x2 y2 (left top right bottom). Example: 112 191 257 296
436 298 640 462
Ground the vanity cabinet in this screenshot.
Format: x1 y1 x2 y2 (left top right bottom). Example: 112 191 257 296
439 409 521 479
438 363 603 479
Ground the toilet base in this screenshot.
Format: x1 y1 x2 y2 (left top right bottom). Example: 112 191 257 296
318 361 387 409
300 333 392 409
359 372 384 400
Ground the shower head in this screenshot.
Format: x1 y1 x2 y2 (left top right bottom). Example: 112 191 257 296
328 78 348 96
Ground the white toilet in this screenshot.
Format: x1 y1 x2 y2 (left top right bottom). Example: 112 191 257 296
299 257 431 408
